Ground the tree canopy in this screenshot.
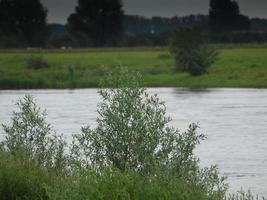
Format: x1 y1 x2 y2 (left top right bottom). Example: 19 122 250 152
67 0 124 47
209 0 250 32
0 0 48 47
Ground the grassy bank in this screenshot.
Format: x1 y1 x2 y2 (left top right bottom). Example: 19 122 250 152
0 47 267 89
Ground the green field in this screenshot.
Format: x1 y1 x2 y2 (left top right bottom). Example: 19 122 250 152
0 47 267 89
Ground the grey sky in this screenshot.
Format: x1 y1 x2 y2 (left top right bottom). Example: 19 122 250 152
41 0 267 24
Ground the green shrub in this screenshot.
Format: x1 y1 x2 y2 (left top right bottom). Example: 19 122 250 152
25 55 49 70
71 67 227 198
170 27 218 75
47 168 218 200
1 95 67 173
0 151 51 200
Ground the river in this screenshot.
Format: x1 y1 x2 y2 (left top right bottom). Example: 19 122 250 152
0 88 267 196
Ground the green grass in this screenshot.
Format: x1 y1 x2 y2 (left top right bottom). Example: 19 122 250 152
0 47 267 89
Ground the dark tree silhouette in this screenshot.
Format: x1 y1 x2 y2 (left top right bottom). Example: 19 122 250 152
67 0 123 47
209 0 250 32
0 0 48 47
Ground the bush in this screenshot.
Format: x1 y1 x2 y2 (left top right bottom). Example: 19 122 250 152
71 67 227 198
1 95 67 173
170 27 218 75
47 168 219 200
25 55 49 70
0 151 51 200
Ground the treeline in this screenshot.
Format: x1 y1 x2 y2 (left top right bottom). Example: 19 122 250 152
121 15 267 45
124 16 267 37
1 0 267 48
48 16 267 47
123 15 267 45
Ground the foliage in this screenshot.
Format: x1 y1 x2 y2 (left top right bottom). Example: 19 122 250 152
170 27 218 75
71 67 227 198
0 147 259 200
0 150 52 200
209 0 250 32
0 151 261 200
26 55 49 70
47 167 224 200
67 0 123 47
1 95 67 173
0 35 23 49
0 0 48 47
47 14 267 48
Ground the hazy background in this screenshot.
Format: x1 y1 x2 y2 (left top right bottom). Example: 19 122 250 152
41 0 267 24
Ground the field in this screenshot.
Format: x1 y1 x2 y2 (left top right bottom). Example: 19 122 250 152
0 46 267 89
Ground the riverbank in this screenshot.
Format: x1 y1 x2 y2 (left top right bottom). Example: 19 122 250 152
0 46 267 89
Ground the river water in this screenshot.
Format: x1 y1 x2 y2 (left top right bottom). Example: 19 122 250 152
0 88 267 196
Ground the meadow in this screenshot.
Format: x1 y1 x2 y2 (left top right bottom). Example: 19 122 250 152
0 46 267 89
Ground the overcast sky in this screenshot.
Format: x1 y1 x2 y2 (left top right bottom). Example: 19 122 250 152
41 0 267 24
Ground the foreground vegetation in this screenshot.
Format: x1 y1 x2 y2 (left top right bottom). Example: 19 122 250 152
0 68 264 199
0 46 267 89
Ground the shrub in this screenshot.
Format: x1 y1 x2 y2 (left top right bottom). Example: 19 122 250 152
170 27 218 75
0 150 51 200
71 67 227 198
1 95 67 173
47 168 217 200
25 55 49 70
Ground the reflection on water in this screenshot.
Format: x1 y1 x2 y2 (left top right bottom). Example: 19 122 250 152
0 88 267 196
173 87 213 94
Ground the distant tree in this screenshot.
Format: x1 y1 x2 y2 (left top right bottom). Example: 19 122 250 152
0 0 48 47
123 14 209 37
209 0 250 32
67 0 124 47
235 14 250 31
251 18 267 32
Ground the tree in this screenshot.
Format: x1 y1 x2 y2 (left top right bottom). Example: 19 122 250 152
70 67 227 198
0 0 48 47
67 0 124 47
209 0 250 32
71 67 226 193
170 27 218 75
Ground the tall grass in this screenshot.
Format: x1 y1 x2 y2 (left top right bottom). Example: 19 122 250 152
0 151 51 200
